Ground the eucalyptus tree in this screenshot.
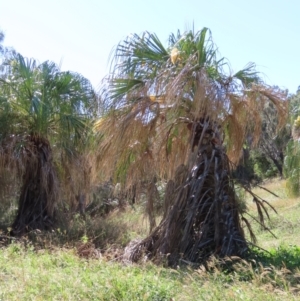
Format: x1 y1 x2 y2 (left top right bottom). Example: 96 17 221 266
0 53 97 235
97 28 287 264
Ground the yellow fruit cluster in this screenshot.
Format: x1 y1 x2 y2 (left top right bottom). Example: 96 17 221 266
170 48 179 64
294 116 300 129
93 118 104 132
149 95 165 103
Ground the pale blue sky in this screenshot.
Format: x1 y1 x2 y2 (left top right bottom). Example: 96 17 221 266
0 0 299 93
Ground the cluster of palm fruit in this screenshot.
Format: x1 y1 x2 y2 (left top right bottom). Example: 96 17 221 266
170 48 180 64
292 116 300 140
294 116 300 129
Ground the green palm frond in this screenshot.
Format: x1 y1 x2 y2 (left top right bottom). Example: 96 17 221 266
0 53 95 139
112 31 169 77
120 32 168 63
109 32 171 102
232 62 260 87
110 78 145 100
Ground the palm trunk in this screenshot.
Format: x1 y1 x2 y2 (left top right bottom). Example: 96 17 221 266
146 181 158 233
129 119 247 265
12 135 58 235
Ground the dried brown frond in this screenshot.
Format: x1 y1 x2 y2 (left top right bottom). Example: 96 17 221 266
245 85 288 146
127 120 249 265
241 216 257 243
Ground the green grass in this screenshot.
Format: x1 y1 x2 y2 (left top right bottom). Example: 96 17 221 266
0 243 299 300
0 244 177 300
1 179 300 300
245 179 300 248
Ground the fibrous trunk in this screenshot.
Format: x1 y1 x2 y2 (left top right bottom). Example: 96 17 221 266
12 135 58 235
129 118 247 265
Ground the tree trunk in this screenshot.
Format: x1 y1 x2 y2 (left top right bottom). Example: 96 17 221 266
11 135 58 235
269 156 283 178
129 119 247 265
146 181 158 233
76 193 87 216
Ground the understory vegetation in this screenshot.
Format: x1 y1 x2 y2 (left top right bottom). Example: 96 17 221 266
0 180 300 300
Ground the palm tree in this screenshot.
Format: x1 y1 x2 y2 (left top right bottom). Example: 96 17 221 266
0 53 96 235
97 28 287 265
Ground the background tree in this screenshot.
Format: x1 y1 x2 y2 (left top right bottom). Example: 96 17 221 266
0 29 15 62
0 53 97 234
97 28 287 265
284 88 300 196
236 87 295 183
0 30 4 55
258 100 289 177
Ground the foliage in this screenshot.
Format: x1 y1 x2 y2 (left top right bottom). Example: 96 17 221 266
235 90 291 182
254 97 290 178
284 141 300 197
251 150 279 179
283 90 300 196
289 89 300 125
251 245 300 270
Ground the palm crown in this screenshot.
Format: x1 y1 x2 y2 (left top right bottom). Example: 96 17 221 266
95 28 288 264
97 28 287 186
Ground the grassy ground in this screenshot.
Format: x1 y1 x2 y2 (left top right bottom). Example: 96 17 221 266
1 244 299 301
1 179 300 300
245 179 300 248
